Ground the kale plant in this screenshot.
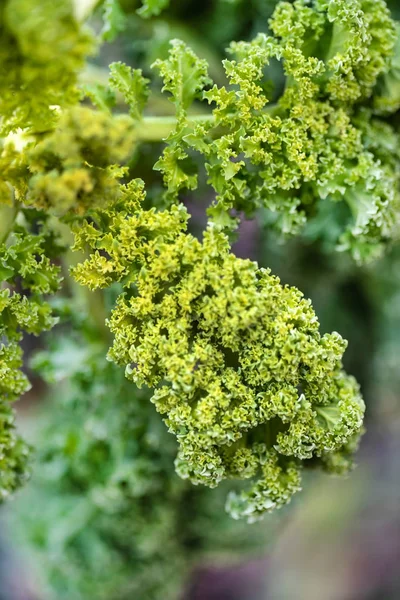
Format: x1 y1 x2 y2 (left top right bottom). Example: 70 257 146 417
1 0 400 596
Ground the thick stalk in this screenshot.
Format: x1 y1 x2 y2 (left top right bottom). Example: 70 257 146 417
134 104 278 142
0 198 18 245
73 0 100 21
134 114 215 142
67 258 110 342
51 219 110 343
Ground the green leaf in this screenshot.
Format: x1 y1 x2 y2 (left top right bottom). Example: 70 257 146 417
0 0 95 134
152 40 211 119
137 0 170 19
0 180 12 206
109 62 150 121
101 0 126 42
154 146 197 196
0 262 14 281
83 83 116 113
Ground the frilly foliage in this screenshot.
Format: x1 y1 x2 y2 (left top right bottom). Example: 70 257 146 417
2 0 399 523
149 0 400 262
375 23 400 113
0 104 138 217
72 180 365 520
26 106 136 216
0 224 61 500
137 0 171 19
0 0 94 134
101 0 171 40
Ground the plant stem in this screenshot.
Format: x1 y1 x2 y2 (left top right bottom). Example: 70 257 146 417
135 104 279 142
0 197 19 245
134 114 215 142
51 218 110 342
73 0 100 21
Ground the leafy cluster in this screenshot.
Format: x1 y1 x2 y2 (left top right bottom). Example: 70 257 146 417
137 0 171 19
375 22 400 113
150 0 400 261
102 0 171 41
72 180 364 520
0 224 61 500
25 106 136 216
0 0 94 134
1 0 398 532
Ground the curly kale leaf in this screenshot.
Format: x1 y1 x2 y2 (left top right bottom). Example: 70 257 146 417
109 63 149 121
25 107 136 216
152 40 212 200
271 0 396 103
137 0 170 19
0 229 61 500
0 0 94 134
101 0 127 42
375 23 400 113
144 0 399 261
71 179 365 521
